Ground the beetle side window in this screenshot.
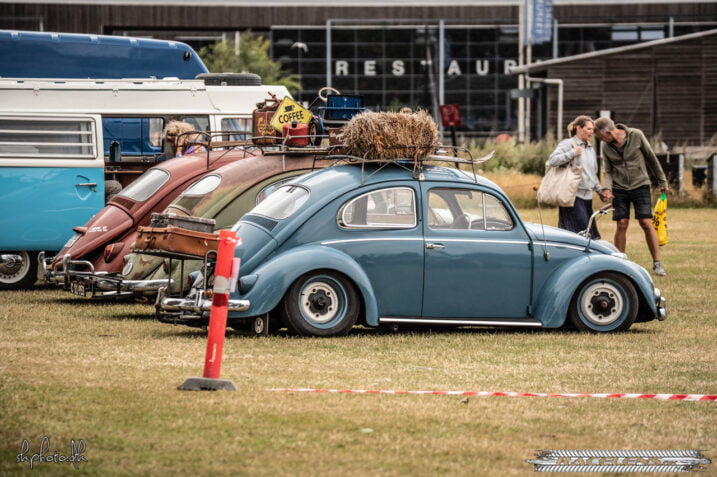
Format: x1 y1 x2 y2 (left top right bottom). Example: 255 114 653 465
484 194 513 231
427 188 513 231
339 187 416 229
250 185 309 220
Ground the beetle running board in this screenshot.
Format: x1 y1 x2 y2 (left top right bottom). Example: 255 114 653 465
379 317 543 327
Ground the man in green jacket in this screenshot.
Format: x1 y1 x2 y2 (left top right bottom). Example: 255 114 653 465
594 117 669 276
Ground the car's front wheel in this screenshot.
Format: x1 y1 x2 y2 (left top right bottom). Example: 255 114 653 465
568 272 638 332
282 270 359 337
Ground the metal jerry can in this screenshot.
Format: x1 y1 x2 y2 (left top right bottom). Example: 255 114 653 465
282 121 309 147
252 93 282 145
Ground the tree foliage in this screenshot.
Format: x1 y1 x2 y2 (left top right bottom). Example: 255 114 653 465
198 32 301 94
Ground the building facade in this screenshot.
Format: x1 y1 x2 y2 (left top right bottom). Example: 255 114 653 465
2 1 716 140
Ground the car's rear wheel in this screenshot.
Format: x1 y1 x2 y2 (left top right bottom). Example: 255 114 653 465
0 251 37 290
568 272 638 332
282 270 359 337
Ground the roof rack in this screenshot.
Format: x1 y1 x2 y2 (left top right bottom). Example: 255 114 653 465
327 146 493 183
184 130 493 180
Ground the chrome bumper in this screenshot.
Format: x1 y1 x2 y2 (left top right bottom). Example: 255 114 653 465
39 251 64 284
156 285 250 326
39 253 94 285
159 293 250 314
655 287 668 321
40 252 172 298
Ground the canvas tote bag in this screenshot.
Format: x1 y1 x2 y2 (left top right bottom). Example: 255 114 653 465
536 157 583 207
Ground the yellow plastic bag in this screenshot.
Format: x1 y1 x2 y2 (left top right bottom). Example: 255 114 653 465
652 193 668 246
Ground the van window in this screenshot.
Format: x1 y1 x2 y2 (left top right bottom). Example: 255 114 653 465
221 118 252 141
116 168 170 202
181 116 210 133
0 117 96 158
102 117 165 157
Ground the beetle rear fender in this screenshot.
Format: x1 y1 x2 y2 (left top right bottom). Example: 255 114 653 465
234 245 379 326
533 254 656 328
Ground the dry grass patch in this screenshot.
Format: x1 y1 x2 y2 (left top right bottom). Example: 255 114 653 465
1 208 715 475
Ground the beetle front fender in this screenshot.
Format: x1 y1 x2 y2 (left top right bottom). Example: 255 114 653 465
230 244 380 326
533 254 656 328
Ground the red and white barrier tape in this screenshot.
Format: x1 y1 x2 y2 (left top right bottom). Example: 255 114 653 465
268 388 717 401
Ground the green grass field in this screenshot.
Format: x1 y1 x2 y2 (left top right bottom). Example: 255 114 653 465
1 207 715 476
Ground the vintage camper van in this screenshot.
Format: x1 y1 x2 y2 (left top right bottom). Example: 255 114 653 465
0 77 290 289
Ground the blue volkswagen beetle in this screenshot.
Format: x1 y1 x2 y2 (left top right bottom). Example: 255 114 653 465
159 161 667 336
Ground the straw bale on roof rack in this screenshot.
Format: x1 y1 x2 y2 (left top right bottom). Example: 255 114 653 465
343 110 438 160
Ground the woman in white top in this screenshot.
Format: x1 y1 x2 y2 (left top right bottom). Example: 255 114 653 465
547 115 606 238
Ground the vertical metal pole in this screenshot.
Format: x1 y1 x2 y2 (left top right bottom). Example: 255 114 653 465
439 20 445 139
556 79 563 140
439 20 445 106
326 20 332 88
518 1 525 142
553 19 559 59
526 0 532 143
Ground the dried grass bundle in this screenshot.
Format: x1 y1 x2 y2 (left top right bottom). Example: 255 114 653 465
343 110 439 160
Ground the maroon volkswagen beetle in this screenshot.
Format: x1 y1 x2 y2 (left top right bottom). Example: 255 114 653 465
41 146 256 286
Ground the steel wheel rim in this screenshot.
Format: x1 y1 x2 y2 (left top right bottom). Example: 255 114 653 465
579 280 625 326
298 277 347 327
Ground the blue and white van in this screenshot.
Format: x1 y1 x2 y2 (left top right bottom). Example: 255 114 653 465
0 77 291 289
0 113 105 288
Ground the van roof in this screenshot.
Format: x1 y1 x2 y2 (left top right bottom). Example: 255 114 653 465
0 29 208 79
0 78 290 115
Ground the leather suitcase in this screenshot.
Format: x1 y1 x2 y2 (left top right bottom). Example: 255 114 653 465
149 213 215 233
134 225 219 257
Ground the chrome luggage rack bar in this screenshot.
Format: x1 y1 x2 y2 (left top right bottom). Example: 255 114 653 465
325 145 493 183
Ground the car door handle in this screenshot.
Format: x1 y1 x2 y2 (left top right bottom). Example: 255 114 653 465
76 182 97 187
426 243 445 249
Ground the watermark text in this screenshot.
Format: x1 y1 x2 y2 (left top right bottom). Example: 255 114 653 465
16 436 88 470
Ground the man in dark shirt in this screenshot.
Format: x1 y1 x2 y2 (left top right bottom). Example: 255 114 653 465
594 117 669 276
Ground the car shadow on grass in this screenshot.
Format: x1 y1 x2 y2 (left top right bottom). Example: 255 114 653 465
151 324 660 341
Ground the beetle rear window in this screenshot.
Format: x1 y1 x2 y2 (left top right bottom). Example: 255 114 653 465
171 174 222 212
182 174 221 196
250 185 309 220
117 168 170 202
